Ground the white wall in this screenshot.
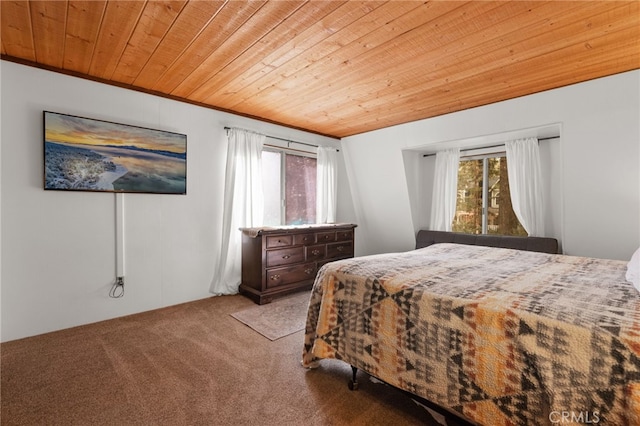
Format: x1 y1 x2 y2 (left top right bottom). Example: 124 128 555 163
0 61 353 342
343 70 640 261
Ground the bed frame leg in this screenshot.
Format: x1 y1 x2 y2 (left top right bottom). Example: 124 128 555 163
348 365 359 390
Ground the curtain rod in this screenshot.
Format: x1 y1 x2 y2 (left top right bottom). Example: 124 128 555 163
224 126 338 151
421 135 559 157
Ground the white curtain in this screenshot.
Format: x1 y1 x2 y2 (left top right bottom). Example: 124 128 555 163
430 148 460 231
210 128 265 295
316 146 338 223
505 137 545 237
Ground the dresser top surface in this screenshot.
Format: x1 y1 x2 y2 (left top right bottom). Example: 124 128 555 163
241 223 356 237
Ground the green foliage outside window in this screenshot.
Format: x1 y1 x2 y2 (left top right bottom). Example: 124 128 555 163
452 156 526 236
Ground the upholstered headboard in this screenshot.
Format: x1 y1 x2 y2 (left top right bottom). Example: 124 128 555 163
416 230 559 254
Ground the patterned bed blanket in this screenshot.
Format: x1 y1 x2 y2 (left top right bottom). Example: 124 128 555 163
302 243 640 425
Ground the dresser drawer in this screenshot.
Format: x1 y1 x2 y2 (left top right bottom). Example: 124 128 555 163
267 247 305 267
336 230 354 242
316 231 336 243
294 233 315 246
266 235 293 248
266 263 317 289
305 244 326 261
327 241 353 258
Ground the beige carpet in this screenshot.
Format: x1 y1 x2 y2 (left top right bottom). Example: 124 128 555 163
1 293 471 425
230 292 310 340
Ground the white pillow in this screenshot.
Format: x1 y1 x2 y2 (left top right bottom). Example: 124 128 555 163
627 247 640 291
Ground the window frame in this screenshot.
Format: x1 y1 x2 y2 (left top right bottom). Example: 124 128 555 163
454 151 525 236
262 144 317 226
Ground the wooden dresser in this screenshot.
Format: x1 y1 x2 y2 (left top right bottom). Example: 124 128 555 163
239 224 357 304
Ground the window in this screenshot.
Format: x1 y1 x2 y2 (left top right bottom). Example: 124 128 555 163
262 148 317 226
452 154 526 236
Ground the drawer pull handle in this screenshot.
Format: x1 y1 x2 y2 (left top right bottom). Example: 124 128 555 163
270 274 280 280
337 246 344 252
304 268 314 275
312 249 320 256
282 255 291 259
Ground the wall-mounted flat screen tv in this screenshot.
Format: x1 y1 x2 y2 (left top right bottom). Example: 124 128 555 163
44 111 187 194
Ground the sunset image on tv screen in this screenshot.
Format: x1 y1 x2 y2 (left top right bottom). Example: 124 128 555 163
44 111 187 194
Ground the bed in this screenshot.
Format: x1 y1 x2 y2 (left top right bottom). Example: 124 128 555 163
302 231 640 425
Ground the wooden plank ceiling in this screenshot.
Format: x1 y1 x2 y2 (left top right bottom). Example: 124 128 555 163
2 1 639 139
